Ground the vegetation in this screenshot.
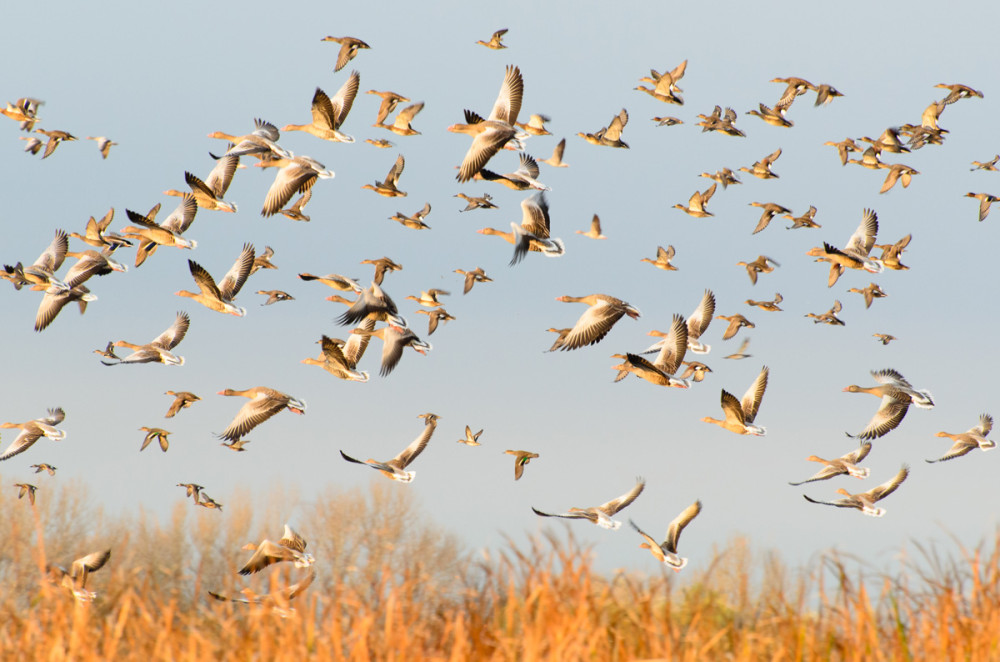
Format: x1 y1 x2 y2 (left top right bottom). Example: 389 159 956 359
1 479 998 660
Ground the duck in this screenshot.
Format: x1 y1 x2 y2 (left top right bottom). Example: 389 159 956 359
69 208 132 250
805 300 845 326
255 155 335 217
209 571 316 617
297 272 362 293
653 116 683 127
844 368 934 440
847 283 886 309
628 500 702 571
86 136 117 159
177 483 204 503
415 308 455 335
2 97 41 129
455 192 498 212
14 483 37 506
337 281 406 328
121 201 198 267
34 129 77 159
361 257 403 285
515 113 551 136
879 163 919 194
3 229 70 292
221 439 251 452
746 102 793 128
927 414 995 463
340 413 439 482
803 465 909 517
20 136 43 154
577 108 629 148
533 477 645 530
505 450 538 480
454 267 492 294
860 128 910 154
197 494 223 511
770 76 815 107
139 427 171 452
366 138 394 148
736 255 780 284
696 106 745 136
93 341 119 361
405 289 450 308
723 337 752 360
576 214 606 240
739 147 782 179
207 118 291 160
449 65 523 182
745 293 783 312
476 28 508 49
321 35 370 72
257 289 294 305
638 313 689 380
680 361 713 382
700 168 741 188
539 138 569 167
362 153 407 197
814 84 843 106
544 327 573 352
473 152 550 191
702 365 769 435
0 407 66 462
164 391 200 418
551 294 640 350
784 205 821 229
673 183 716 217
350 324 431 376
175 243 254 316
935 82 984 104
104 311 189 366
640 245 677 271
716 313 754 340
278 189 312 221
283 77 358 143
367 89 409 125
965 192 998 222
788 442 872 485
377 101 424 137
238 525 314 575
458 426 483 446
31 463 57 476
873 333 896 345
46 549 111 602
748 203 791 234
823 138 861 166
301 335 369 382
847 146 885 169
217 387 306 442
634 67 684 105
806 208 882 286
970 155 999 171
390 202 432 230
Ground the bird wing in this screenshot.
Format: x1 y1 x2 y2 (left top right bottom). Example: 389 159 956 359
238 540 293 575
219 393 288 442
520 192 551 236
329 71 360 128
852 394 910 440
598 477 645 515
866 465 909 502
560 300 625 350
0 428 42 461
845 208 878 256
687 290 715 339
262 163 316 217
217 243 255 299
719 389 745 426
842 441 873 465
161 195 198 234
652 314 688 374
740 366 769 423
150 311 190 350
488 65 523 125
390 418 435 469
280 524 308 553
603 109 629 141
187 260 223 300
456 121 516 183
664 500 702 554
393 102 424 129
383 153 405 186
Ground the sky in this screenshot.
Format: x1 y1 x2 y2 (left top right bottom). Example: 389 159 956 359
1 0 998 577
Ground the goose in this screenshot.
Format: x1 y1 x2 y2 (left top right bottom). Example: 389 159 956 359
736 255 779 284
473 152 550 191
577 108 629 148
551 294 640 350
164 391 200 418
509 193 565 265
121 202 198 268
449 65 523 182
806 208 882 286
31 463 57 476
256 155 334 217
847 283 886 309
216 387 306 442
175 244 254 316
454 267 492 294
282 76 358 143
350 324 430 376
458 426 483 446
628 500 702 570
576 214 606 239
257 289 294 305
14 483 37 505
301 335 369 382
788 442 872 485
320 35 370 72
86 136 117 159
748 203 791 234
361 153 407 197
702 365 769 435
165 152 240 211
505 450 538 480
455 192 498 212
3 229 70 292
739 148 782 179
844 369 934 440
238 525 314 574
476 28 508 49
104 311 189 366
337 281 406 328
207 118 290 160
926 414 994 463
647 290 715 355
297 273 362 293
533 477 645 530
33 284 97 332
415 308 455 335
673 183 716 217
873 234 911 270
68 208 132 250
340 413 439 482
139 427 170 452
61 248 127 287
619 313 688 386
249 246 278 275
539 138 569 167
390 202 432 230
640 245 677 271
803 465 909 517
611 353 689 388
47 549 111 602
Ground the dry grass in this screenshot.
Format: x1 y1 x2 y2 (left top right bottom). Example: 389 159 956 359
1 480 998 661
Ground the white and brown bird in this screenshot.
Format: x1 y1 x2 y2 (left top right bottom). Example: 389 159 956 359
549 294 640 350
806 209 882 287
175 244 254 316
788 442 872 485
104 312 189 366
450 65 523 182
0 408 66 462
216 387 306 443
926 414 995 463
340 413 440 482
844 369 934 440
702 366 769 436
321 35 370 72
282 76 359 143
47 549 111 602
505 450 538 480
628 499 702 571
803 465 909 517
238 524 315 575
533 477 645 530
458 426 483 446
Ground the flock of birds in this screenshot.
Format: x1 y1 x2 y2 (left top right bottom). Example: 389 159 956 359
2 23 997 607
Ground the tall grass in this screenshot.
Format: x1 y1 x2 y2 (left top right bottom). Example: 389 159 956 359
1 478 998 660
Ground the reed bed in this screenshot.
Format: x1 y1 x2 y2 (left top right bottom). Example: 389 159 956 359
1 480 998 661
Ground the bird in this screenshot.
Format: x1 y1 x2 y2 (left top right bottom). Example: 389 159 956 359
748 203 791 234
577 109 629 148
139 427 171 452
197 494 223 511
175 244 254 316
628 500 702 571
415 308 455 335
965 192 998 222
616 314 689 387
177 483 204 503
340 413 439 482
702 366 769 435
550 294 640 350
476 28 508 49
873 333 896 345
362 153 407 197
278 189 313 222
696 106 744 136
611 352 689 389
844 369 934 440
365 138 393 148
301 335 369 382
745 293 783 312
238 525 315 575
350 324 431 376
86 136 117 159
68 208 132 250
15 483 37 506
256 155 335 217
473 152 550 191
282 77 359 143
458 426 483 446
736 255 780 285
206 118 290 161
377 101 425 137
507 192 565 266
361 257 404 286
872 234 912 271
30 463 57 476
673 183 716 217
814 83 844 106
297 272 362 293
216 387 306 443
0 408 67 462
723 337 752 360
640 245 678 271
806 208 882 287
46 549 111 602
3 228 70 291
533 477 645 530
935 82 984 105
454 267 492 294
700 168 741 189
824 138 861 166
321 36 370 72
390 202 432 230
879 163 919 194
34 128 78 159
847 283 887 309
336 281 406 328
221 439 252 452
257 289 294 305
538 138 569 168
746 102 793 128
926 414 995 463
716 314 754 340
449 65 523 182
788 442 872 485
784 205 821 230
805 300 846 326
367 89 410 125
93 342 120 361
653 116 683 127
120 199 198 267
970 155 999 171
770 76 815 107
104 312 189 366
576 214 606 239
739 148 782 179
20 136 43 155
803 465 909 517
505 450 538 480
209 571 316 616
515 113 551 136
163 169 238 213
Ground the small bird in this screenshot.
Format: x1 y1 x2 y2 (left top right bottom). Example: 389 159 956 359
784 205 821 230
879 163 919 194
873 333 896 345
872 234 912 271
716 314 754 340
175 244 255 316
739 148 782 179
673 183 716 217
366 138 394 148
473 150 550 192
34 129 78 159
340 413 440 482
628 499 702 571
476 28 508 49
723 337 752 360
454 267 492 294
970 155 999 171
824 138 861 166
505 450 538 480
367 89 409 125
30 463 57 476
736 255 779 285
679 361 713 382
257 290 294 305
455 192 498 212
177 483 204 503
577 109 629 148
415 308 455 336
93 341 119 361
641 245 678 271
515 113 551 136
965 192 998 222
745 293 783 312
389 202 432 230
86 136 117 159
748 202 791 234
814 83 844 106
926 414 995 463
805 300 846 326
139 427 171 452
702 365 769 435
298 272 362 293
653 116 683 126
15 483 37 505
47 549 111 602
803 465 909 517
847 283 886 309
538 138 569 168
20 136 43 154
458 426 483 446
321 36 370 72
238 524 315 575
700 168 741 189
533 477 645 530
197 494 223 511
222 439 252 452
576 214 606 240
362 153 407 197
788 442 872 485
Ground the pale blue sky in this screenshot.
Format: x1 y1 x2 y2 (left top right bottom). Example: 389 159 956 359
1 0 998 575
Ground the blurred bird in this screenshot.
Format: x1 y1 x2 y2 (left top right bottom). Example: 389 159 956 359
628 499 702 570
505 450 538 480
533 477 645 530
340 413 440 482
803 465 909 517
788 442 872 485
